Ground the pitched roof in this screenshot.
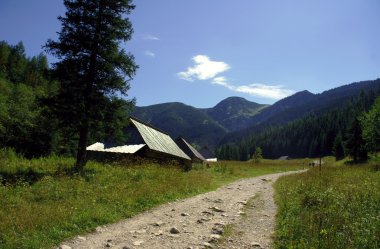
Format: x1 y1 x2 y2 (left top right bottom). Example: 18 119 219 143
130 117 191 160
86 142 146 154
175 137 205 162
199 146 216 159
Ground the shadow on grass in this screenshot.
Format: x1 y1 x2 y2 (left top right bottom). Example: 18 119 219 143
0 168 46 185
0 166 97 186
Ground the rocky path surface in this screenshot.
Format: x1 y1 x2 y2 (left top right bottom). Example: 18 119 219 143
59 170 304 249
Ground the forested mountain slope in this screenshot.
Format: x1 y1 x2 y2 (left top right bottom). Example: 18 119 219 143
220 79 380 146
133 79 380 152
202 97 268 132
217 82 380 160
132 97 267 148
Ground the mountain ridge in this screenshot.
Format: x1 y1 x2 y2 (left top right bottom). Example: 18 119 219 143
132 79 380 150
132 96 267 148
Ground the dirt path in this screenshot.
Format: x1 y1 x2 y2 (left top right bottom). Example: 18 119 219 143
59 170 304 249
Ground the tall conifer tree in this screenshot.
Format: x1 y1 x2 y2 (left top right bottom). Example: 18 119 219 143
346 117 367 162
45 0 137 171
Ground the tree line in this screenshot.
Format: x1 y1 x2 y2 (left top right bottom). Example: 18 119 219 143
0 0 137 172
216 89 380 162
0 41 58 157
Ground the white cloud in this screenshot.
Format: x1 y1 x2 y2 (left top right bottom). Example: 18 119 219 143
144 50 155 57
213 77 294 100
212 77 234 89
235 84 294 100
178 54 294 100
177 55 230 81
142 34 160 40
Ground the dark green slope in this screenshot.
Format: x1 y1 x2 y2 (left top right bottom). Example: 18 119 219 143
203 96 269 132
220 79 380 145
132 79 380 153
132 97 268 148
217 79 380 160
132 102 227 148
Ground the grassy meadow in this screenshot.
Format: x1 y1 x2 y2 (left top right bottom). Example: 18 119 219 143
0 149 303 249
274 156 380 249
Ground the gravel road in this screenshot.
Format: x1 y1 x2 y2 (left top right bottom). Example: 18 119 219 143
58 170 305 249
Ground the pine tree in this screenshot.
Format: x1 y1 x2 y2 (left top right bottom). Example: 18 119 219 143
45 0 138 171
252 147 263 163
361 97 380 153
345 117 367 162
332 132 345 160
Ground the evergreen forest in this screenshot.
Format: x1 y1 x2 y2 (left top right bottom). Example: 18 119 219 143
0 40 133 159
216 88 380 161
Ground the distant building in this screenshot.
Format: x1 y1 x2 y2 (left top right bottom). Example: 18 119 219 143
199 145 217 162
278 156 291 160
175 137 205 163
87 117 192 170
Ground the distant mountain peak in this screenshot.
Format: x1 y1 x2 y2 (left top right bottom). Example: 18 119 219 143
132 78 380 152
273 90 315 108
213 96 260 108
206 97 269 132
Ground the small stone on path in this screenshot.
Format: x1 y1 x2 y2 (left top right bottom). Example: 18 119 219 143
210 206 224 212
202 242 214 248
132 240 144 246
59 245 72 249
251 241 262 248
77 236 86 241
209 234 221 242
211 227 223 235
153 221 163 226
154 230 163 236
170 227 180 234
201 211 214 216
181 212 190 216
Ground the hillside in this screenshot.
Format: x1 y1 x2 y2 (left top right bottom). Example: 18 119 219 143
218 79 380 160
133 79 380 152
132 97 267 148
132 102 228 148
203 97 269 132
220 79 380 145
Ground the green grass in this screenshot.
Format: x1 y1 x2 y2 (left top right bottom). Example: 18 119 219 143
274 156 380 249
0 149 303 249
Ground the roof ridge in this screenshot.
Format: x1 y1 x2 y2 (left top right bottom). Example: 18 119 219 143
129 116 169 135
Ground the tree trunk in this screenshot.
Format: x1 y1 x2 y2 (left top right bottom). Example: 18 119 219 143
75 122 89 172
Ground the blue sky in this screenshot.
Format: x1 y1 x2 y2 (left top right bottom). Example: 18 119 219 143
0 0 379 107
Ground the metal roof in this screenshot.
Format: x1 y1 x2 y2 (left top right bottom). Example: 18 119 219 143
86 142 146 154
199 146 216 159
130 117 191 160
175 137 205 162
87 142 105 151
105 144 146 153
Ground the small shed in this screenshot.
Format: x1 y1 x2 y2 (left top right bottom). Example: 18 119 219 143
175 137 205 163
199 145 217 162
278 156 291 160
87 117 192 169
